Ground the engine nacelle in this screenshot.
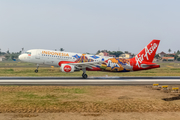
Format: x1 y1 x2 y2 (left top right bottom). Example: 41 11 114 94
61 64 75 73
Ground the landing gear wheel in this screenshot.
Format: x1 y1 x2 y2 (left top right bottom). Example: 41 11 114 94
82 74 88 79
35 69 38 73
35 64 39 73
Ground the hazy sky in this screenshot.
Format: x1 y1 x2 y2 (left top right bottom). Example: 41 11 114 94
0 0 180 54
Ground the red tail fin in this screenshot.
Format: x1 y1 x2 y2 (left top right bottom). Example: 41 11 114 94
135 39 160 63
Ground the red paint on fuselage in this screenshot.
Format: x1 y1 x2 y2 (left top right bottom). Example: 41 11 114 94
130 58 160 71
58 61 76 67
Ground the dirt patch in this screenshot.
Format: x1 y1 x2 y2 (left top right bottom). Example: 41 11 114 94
14 113 38 118
163 94 180 101
81 113 102 116
0 86 180 113
118 96 132 99
1 112 180 120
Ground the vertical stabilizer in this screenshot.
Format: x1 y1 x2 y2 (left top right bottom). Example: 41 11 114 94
135 39 160 63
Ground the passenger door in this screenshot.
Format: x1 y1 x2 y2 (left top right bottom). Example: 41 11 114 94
35 50 41 59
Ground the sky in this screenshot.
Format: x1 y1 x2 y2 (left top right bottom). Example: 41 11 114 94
0 0 180 54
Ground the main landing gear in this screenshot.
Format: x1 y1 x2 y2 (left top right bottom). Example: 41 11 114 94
35 64 39 73
82 73 88 79
82 68 88 79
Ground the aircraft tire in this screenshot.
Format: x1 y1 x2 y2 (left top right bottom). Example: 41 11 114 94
35 69 38 73
82 74 88 79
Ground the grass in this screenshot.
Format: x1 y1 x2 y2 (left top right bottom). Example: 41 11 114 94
0 61 36 67
0 86 89 112
0 67 177 77
0 61 180 76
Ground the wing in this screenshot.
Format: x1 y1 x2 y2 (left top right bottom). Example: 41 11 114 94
67 61 104 69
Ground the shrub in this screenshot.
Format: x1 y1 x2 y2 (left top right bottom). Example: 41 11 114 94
162 59 167 61
168 59 174 61
177 57 180 61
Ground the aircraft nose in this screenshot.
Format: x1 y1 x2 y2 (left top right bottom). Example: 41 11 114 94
18 54 23 60
18 54 27 61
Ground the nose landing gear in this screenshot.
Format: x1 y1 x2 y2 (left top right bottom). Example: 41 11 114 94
35 64 39 73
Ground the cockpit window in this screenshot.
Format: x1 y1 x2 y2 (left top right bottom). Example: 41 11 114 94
25 52 31 54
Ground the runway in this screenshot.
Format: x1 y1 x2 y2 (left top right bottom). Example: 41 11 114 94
1 77 180 85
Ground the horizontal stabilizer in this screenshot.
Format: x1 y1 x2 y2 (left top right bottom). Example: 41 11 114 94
141 64 159 68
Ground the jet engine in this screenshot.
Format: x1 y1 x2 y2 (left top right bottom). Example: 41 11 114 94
61 64 75 73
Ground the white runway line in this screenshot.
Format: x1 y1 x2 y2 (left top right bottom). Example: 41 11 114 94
0 79 180 82
1 78 180 85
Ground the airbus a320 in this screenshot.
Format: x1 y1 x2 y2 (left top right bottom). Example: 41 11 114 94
18 40 160 79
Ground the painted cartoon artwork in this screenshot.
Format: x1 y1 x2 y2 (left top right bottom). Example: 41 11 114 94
75 54 94 63
100 58 131 72
73 54 132 72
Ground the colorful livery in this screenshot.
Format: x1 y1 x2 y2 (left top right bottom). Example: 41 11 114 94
19 40 160 78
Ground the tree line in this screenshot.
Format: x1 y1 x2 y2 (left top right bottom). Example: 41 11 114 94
155 49 180 61
0 48 65 60
96 50 130 57
1 47 180 61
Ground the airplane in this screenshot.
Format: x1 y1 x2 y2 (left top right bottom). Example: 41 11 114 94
18 39 160 79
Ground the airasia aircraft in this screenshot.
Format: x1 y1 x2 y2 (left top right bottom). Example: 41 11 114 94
18 40 160 79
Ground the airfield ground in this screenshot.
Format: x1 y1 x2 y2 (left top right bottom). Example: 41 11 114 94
0 61 180 119
0 86 180 119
